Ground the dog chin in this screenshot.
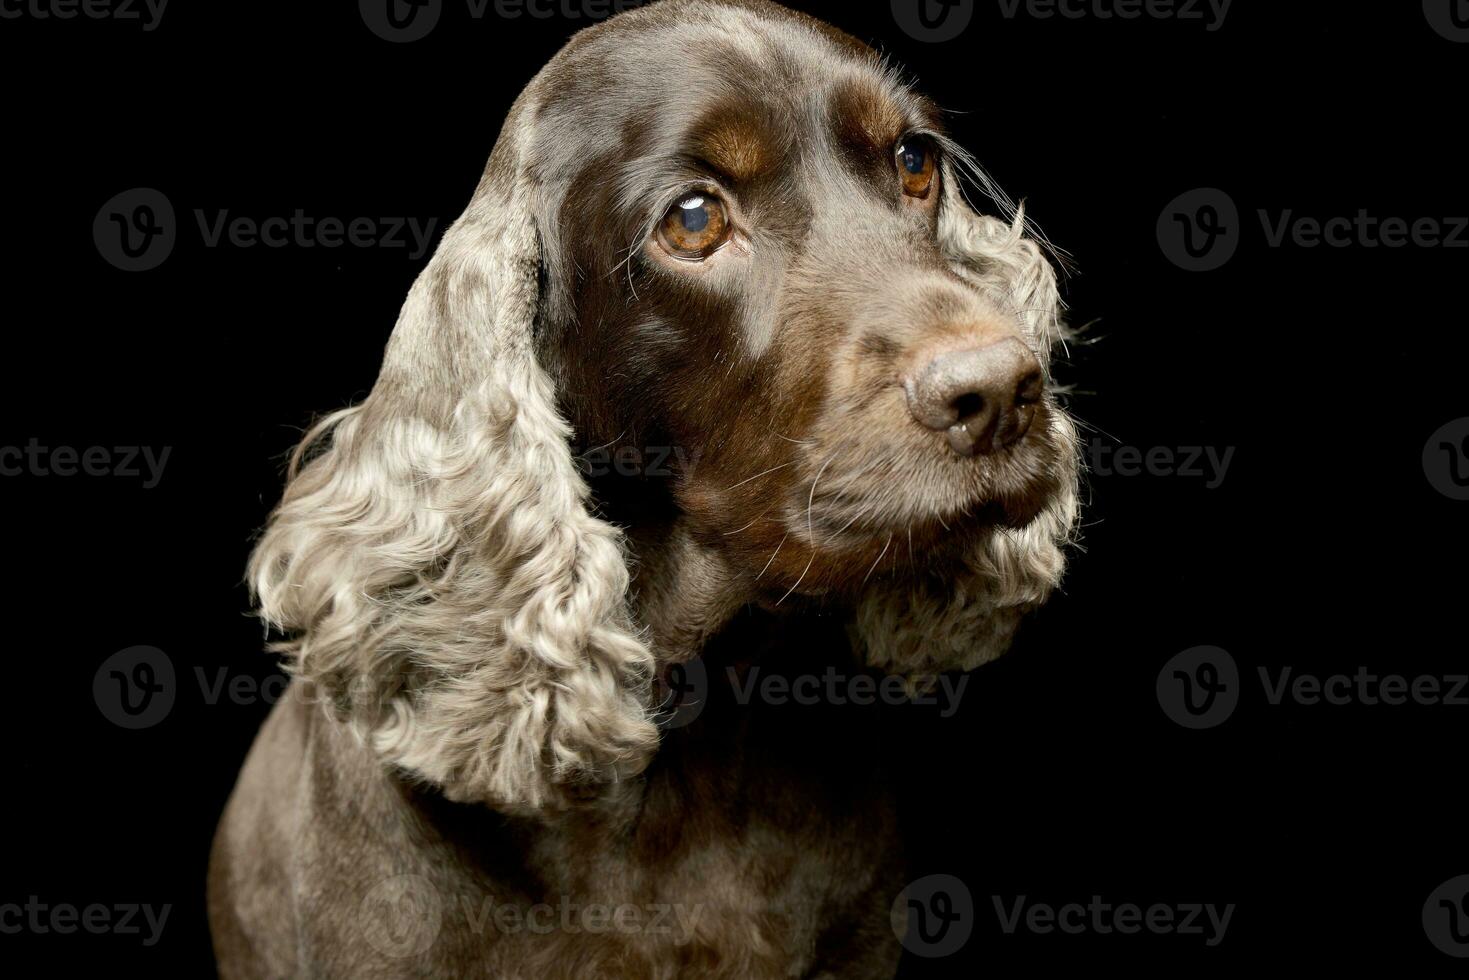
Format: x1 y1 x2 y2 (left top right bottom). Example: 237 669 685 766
985 475 1060 529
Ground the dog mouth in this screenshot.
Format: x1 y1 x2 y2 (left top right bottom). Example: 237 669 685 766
730 430 1064 605
801 481 1048 551
789 414 1063 550
748 492 1043 607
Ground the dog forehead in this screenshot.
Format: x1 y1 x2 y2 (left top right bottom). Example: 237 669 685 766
523 2 922 183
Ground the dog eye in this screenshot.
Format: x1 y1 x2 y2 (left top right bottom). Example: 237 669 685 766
895 138 937 199
656 194 730 260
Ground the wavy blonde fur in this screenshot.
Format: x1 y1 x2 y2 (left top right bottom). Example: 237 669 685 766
247 100 658 815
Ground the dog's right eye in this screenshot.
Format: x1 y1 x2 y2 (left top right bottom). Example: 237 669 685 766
895 137 937 199
656 194 730 260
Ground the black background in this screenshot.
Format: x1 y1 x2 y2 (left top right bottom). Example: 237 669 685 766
1 0 1464 974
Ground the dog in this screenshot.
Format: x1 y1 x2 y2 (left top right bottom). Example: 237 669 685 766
208 1 1080 975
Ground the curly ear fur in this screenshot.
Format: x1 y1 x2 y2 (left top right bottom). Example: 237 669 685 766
247 103 658 815
854 176 1082 677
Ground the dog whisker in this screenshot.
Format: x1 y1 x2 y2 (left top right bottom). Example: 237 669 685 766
776 452 835 605
755 532 787 581
575 430 630 461
722 507 773 536
721 459 795 493
770 430 817 447
776 552 817 606
862 534 894 585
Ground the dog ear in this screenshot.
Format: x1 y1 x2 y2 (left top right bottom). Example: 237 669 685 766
247 103 658 815
853 178 1082 677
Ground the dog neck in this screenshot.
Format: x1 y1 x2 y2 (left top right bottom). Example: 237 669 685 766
628 520 751 663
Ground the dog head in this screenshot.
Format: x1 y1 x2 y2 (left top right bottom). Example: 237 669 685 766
250 0 1080 814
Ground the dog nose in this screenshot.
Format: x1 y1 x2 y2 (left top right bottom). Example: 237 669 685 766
904 339 1044 456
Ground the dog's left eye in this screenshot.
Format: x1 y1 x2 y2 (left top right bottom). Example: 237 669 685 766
656 194 731 260
895 137 937 199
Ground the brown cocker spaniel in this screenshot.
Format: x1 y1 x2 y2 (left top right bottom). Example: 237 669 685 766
209 1 1080 976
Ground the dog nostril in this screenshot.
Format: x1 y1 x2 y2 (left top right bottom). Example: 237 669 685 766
1015 369 1044 406
951 392 985 421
